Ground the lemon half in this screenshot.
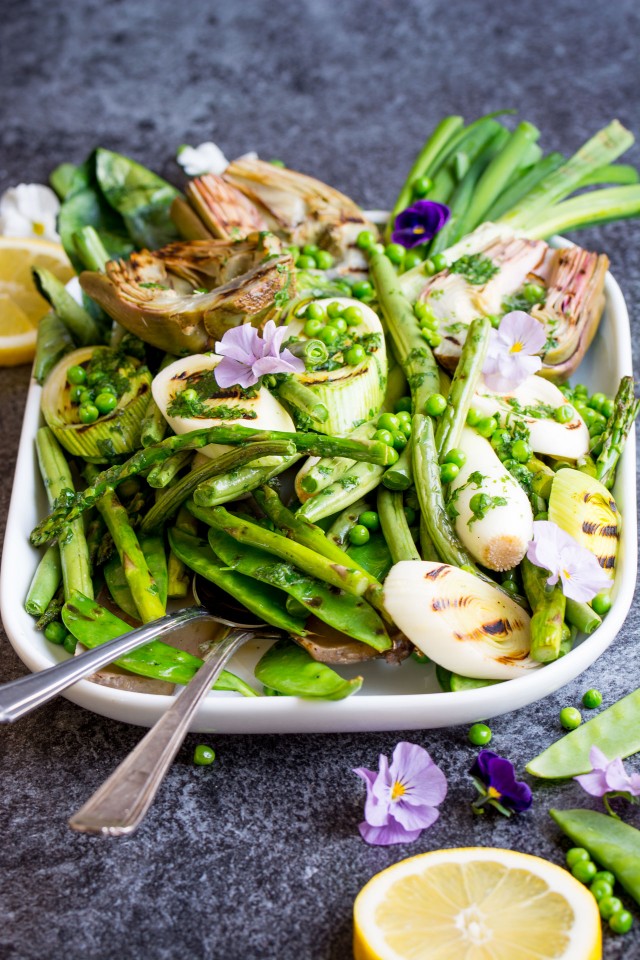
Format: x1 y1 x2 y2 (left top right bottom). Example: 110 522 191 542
0 235 74 366
354 847 601 960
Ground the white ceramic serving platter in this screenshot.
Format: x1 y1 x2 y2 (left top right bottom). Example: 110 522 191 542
1 229 636 732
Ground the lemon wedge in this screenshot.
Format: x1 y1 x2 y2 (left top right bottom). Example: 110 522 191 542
354 847 601 960
0 235 74 366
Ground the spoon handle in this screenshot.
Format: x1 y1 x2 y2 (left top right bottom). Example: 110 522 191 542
68 628 257 836
0 606 209 723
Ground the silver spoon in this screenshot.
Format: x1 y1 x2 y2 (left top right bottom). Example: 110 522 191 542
69 577 279 836
0 576 269 723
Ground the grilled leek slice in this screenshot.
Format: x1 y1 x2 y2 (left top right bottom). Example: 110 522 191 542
151 353 295 461
285 298 387 436
548 468 620 579
383 561 538 680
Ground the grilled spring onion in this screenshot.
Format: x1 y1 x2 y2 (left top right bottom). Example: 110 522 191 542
548 468 620 581
383 561 538 680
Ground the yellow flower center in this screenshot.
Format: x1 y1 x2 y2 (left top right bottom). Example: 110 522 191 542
487 786 501 799
412 226 425 235
563 568 572 580
509 341 524 354
32 221 45 236
390 781 406 801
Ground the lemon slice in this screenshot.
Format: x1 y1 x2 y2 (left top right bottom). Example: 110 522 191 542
354 847 601 960
0 235 74 366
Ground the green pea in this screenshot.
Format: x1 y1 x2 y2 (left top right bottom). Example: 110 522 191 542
469 493 489 515
314 250 334 270
78 403 99 424
377 413 400 432
588 392 607 412
398 419 412 437
571 859 597 883
426 332 443 347
444 448 466 468
391 431 408 451
358 511 380 531
326 301 344 319
502 580 519 596
440 462 459 484
466 406 482 427
593 871 615 887
349 524 370 546
554 404 575 424
345 345 366 366
560 706 582 730
589 421 605 438
305 302 326 321
332 317 348 334
182 388 198 403
412 175 433 197
87 369 105 387
431 253 448 272
403 250 423 271
287 245 300 261
100 382 117 395
69 385 83 404
589 878 613 901
304 318 324 337
343 305 363 326
351 280 373 300
574 383 589 397
486 314 501 328
396 410 412 424
296 255 317 270
468 723 492 746
420 316 440 333
373 428 394 446
44 621 67 644
511 439 532 463
385 243 406 265
356 230 376 250
318 325 340 345
194 744 216 766
476 416 498 438
424 393 447 417
394 396 412 414
582 688 603 709
566 848 591 868
599 895 623 920
95 392 118 415
423 259 436 276
609 909 633 934
302 244 319 257
413 300 429 321
63 633 77 655
601 398 615 418
67 364 87 385
269 158 286 167
534 511 549 521
523 282 546 303
404 506 416 525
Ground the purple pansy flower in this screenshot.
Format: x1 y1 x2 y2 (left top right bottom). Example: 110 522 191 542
482 311 546 393
470 750 532 816
526 521 611 604
353 741 447 846
575 746 640 817
391 200 450 249
214 320 304 389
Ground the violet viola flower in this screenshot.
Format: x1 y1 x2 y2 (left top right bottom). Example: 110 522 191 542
526 520 611 604
482 311 547 393
470 750 532 817
353 741 447 846
575 746 640 817
391 200 450 249
214 320 304 389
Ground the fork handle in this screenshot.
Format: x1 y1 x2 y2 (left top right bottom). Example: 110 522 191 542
68 628 256 837
0 606 209 723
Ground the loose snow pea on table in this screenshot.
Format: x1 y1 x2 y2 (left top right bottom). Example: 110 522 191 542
551 808 640 908
527 687 640 778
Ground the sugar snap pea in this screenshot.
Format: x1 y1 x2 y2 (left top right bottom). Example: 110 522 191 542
527 687 640 778
551 808 640 908
254 639 362 700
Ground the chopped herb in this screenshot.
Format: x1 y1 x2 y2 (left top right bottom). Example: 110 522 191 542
139 281 169 290
450 254 499 286
468 494 508 527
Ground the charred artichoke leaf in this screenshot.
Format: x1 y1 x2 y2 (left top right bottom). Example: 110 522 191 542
80 234 296 355
184 174 268 240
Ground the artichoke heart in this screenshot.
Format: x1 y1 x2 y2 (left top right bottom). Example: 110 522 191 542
41 346 152 461
79 233 296 355
548 468 620 579
285 298 387 436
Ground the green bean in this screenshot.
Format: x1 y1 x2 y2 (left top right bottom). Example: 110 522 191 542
194 453 301 506
276 377 329 423
146 450 193 489
435 317 491 457
254 639 362 699
298 421 377 496
296 460 385 523
326 498 370 549
565 597 602 635
73 225 111 272
382 443 413 491
550 808 640 908
25 545 62 617
31 267 101 345
377 488 420 563
33 311 76 385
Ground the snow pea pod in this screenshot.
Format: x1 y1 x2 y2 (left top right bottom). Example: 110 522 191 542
254 639 362 700
551 808 640 908
527 687 640 778
61 592 256 696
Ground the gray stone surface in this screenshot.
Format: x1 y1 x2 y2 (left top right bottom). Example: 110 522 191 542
1 0 640 957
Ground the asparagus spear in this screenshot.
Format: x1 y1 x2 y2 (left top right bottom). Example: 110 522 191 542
31 426 397 546
297 420 377 496
377 488 420 563
521 557 565 663
166 506 197 598
146 450 193 489
435 316 491 457
35 427 93 600
139 354 176 448
565 598 602 635
25 545 62 617
276 376 329 423
193 454 301 507
31 266 101 345
595 375 640 488
296 460 386 522
369 250 440 413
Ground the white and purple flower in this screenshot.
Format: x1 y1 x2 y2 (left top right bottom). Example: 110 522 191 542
482 311 546 393
0 183 60 242
353 741 447 845
575 746 640 817
214 320 304 389
177 141 230 177
526 520 611 603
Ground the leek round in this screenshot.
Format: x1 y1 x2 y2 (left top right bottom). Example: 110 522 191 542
383 561 538 680
548 467 620 579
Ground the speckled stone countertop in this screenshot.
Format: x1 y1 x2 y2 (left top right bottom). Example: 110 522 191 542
1 1 640 957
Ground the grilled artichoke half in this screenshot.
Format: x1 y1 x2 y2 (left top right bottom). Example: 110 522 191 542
80 233 296 355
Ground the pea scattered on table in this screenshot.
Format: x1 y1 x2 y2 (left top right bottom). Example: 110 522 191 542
468 723 492 746
559 706 582 730
582 688 603 709
193 744 216 766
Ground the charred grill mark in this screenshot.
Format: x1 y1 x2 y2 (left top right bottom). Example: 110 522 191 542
602 524 619 538
483 618 509 636
598 555 616 569
425 565 449 581
567 422 580 430
581 520 619 538
431 595 473 611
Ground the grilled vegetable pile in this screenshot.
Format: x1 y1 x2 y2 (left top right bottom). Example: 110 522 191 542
25 113 640 700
